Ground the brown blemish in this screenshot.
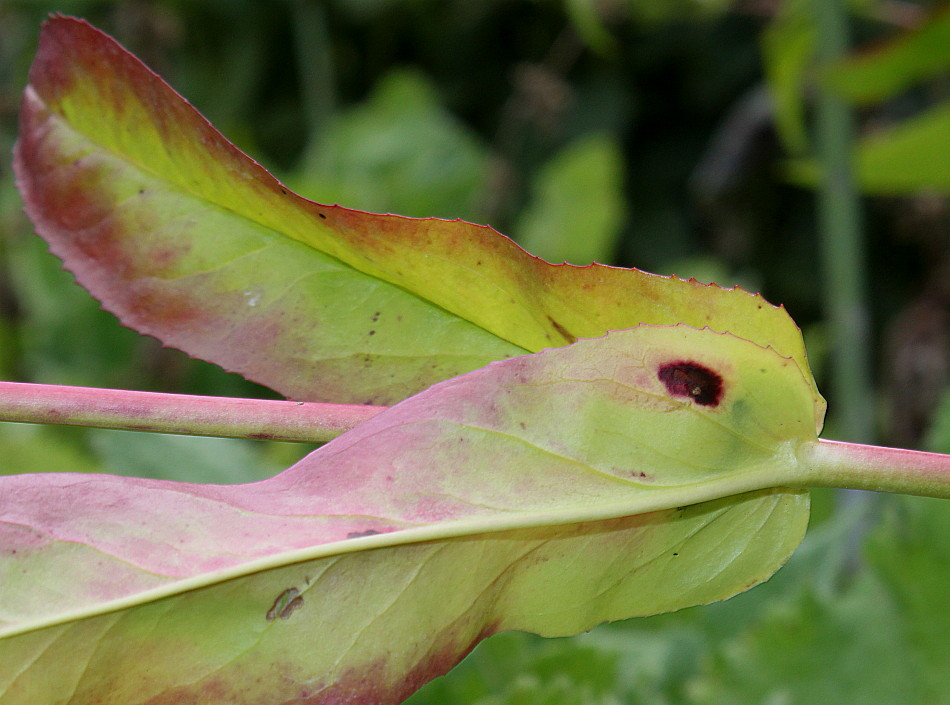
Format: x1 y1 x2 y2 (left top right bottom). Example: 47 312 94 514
546 315 576 343
318 212 327 219
657 360 724 407
266 587 300 622
279 595 304 620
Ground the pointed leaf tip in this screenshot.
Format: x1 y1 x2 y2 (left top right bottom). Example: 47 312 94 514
16 17 822 408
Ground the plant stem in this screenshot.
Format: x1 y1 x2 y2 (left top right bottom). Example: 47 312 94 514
812 0 874 444
0 382 385 443
798 438 950 499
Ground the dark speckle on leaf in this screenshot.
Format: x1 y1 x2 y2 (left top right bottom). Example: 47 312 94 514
318 212 327 219
657 361 724 407
347 529 380 539
545 315 576 344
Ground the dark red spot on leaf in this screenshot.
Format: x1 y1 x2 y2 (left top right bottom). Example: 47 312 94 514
657 361 724 407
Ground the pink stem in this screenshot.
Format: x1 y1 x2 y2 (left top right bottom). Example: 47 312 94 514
0 381 386 443
798 438 950 499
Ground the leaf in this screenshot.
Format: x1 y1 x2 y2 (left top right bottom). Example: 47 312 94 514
0 325 820 704
866 496 950 703
291 69 490 221
785 102 950 194
514 133 626 266
14 17 820 408
692 575 921 705
821 6 950 106
761 0 815 155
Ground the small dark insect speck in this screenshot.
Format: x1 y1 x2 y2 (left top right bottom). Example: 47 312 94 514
672 552 679 556
657 361 724 407
280 188 287 195
368 330 376 336
318 212 327 219
347 529 380 539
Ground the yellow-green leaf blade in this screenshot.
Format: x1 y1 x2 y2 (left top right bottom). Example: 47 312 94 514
15 17 822 409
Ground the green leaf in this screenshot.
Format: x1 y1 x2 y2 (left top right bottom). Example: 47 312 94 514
564 0 618 56
761 0 815 154
0 325 819 704
291 69 490 221
866 496 950 703
691 574 920 705
514 133 626 266
785 101 950 194
89 429 287 484
14 17 820 409
821 6 950 105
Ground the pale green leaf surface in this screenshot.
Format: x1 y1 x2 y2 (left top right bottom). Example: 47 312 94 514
14 17 821 409
0 326 818 704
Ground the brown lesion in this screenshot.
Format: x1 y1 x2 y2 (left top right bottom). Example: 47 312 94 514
546 315 576 344
266 587 303 622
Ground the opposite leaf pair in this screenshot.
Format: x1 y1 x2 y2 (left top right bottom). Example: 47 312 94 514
0 16 855 705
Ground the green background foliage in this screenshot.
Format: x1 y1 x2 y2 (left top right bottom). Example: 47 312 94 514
0 1 947 703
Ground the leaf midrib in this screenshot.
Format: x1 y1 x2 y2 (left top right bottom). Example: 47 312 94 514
37 91 536 355
0 448 806 640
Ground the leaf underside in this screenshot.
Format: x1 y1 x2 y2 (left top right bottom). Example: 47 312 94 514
14 17 824 415
1 326 819 704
